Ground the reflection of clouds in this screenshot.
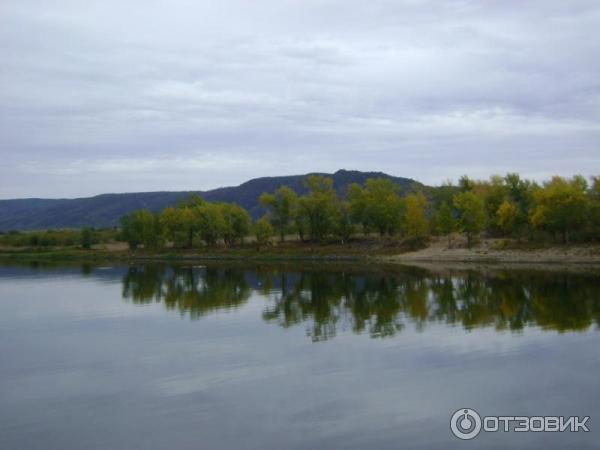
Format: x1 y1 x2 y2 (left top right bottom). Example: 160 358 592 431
0 276 157 322
155 363 291 396
1 369 123 403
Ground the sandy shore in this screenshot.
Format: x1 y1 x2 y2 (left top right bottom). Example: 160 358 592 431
382 236 600 265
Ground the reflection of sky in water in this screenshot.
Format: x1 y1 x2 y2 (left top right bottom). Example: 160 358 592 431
0 264 598 450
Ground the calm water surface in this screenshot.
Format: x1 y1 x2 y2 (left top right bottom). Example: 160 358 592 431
0 262 599 449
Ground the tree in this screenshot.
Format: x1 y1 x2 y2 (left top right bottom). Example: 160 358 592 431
170 197 206 248
194 203 225 246
120 209 162 249
348 178 404 236
120 214 137 249
253 216 273 250
503 173 534 239
505 173 534 212
178 194 205 208
298 176 338 241
125 218 140 249
160 207 192 248
333 201 354 244
496 200 519 237
295 213 309 242
220 203 251 245
458 175 475 192
479 175 509 234
347 183 368 231
80 227 94 249
178 207 197 248
405 192 429 239
530 176 589 244
430 179 459 207
453 191 486 247
139 210 163 249
259 186 298 242
435 202 456 247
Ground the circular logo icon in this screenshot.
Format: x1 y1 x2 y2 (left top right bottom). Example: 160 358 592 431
450 408 482 440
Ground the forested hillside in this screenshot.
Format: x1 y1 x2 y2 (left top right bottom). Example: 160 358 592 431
0 170 419 230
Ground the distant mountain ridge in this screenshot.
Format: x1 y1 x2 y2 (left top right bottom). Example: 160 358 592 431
0 170 422 230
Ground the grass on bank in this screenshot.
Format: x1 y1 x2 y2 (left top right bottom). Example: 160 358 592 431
0 234 430 262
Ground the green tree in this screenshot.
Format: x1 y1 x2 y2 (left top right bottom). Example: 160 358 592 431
220 203 251 245
348 178 404 236
295 212 309 242
530 176 589 244
453 191 486 247
253 216 273 250
178 194 205 208
298 176 338 241
503 173 534 239
458 175 475 192
179 207 199 248
120 214 139 249
168 195 207 248
194 203 225 246
160 207 194 248
259 186 298 242
333 201 354 244
347 183 368 231
120 209 162 249
405 192 429 238
430 179 459 208
435 202 456 247
141 210 163 249
80 227 94 249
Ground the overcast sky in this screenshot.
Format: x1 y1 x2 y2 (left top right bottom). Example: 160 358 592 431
1 0 599 198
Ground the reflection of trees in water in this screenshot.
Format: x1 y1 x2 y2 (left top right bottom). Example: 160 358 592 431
261 271 354 341
529 274 600 332
261 272 438 340
122 265 250 319
261 270 600 340
122 265 167 303
121 265 600 340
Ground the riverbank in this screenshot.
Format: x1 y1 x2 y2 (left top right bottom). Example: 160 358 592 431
0 239 394 263
383 236 600 265
1 236 600 265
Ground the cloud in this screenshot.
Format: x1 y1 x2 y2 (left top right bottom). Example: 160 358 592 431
1 0 599 197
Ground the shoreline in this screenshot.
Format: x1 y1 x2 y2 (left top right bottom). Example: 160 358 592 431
383 254 600 265
2 247 600 269
383 238 600 266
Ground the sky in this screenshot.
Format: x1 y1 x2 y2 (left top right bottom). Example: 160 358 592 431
1 0 599 199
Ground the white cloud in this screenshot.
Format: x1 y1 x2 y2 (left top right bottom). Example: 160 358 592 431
1 0 600 197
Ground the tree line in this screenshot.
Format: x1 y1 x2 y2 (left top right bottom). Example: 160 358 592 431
118 173 600 249
0 227 115 249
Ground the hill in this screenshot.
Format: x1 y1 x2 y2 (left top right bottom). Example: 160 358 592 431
0 170 421 230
